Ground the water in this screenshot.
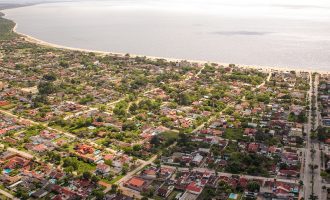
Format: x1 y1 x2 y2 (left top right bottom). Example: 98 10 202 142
4 168 12 174
3 0 330 71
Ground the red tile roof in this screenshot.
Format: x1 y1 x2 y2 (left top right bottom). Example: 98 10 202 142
127 177 145 188
186 182 202 193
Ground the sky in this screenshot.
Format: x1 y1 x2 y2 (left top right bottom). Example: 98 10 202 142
0 0 75 4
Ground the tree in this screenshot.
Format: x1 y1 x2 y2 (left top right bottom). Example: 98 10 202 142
110 184 118 194
99 104 106 112
247 181 260 192
64 166 74 174
63 157 79 170
59 60 69 68
133 144 142 151
92 189 105 200
150 135 161 146
129 103 138 114
218 180 233 193
177 92 192 105
105 159 113 166
309 194 318 200
79 94 94 105
38 81 56 95
122 163 129 175
42 72 57 81
91 175 100 183
15 187 29 200
122 120 137 131
178 133 188 145
83 171 92 180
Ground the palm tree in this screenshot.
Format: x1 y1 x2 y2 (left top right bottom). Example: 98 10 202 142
309 194 318 200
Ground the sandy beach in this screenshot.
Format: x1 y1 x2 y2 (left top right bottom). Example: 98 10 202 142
11 22 328 74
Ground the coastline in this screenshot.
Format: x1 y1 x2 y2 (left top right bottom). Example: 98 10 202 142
9 19 329 74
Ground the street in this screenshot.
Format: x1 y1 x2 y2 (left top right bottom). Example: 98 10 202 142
303 73 323 200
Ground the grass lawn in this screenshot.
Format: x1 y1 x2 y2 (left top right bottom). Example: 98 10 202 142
76 159 96 174
23 125 46 140
100 178 112 184
0 104 16 110
223 128 245 140
223 142 239 154
109 174 124 184
51 125 70 133
160 131 179 140
95 138 107 145
53 136 70 143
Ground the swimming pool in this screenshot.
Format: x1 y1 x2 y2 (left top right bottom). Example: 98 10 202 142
229 193 238 199
4 168 12 174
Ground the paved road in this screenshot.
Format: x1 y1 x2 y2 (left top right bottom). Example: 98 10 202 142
0 109 75 139
303 73 313 199
314 75 321 130
255 72 272 89
0 188 17 200
303 73 322 200
7 147 34 159
312 74 322 199
103 155 158 194
217 171 297 184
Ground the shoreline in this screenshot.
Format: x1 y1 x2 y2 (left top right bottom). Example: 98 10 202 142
8 17 329 74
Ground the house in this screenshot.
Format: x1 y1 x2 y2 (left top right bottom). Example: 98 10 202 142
179 118 192 128
0 129 7 135
3 137 17 145
248 123 258 128
125 177 147 192
96 163 111 175
104 194 134 200
278 169 299 178
289 128 303 137
0 174 22 185
327 160 330 170
0 81 6 90
158 185 174 198
141 168 157 180
192 154 203 166
281 152 299 166
3 156 30 169
186 182 203 195
243 128 257 137
104 154 115 161
31 189 48 198
248 143 259 153
76 144 94 155
40 130 58 140
73 144 102 163
48 170 64 180
32 144 48 153
0 101 9 107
